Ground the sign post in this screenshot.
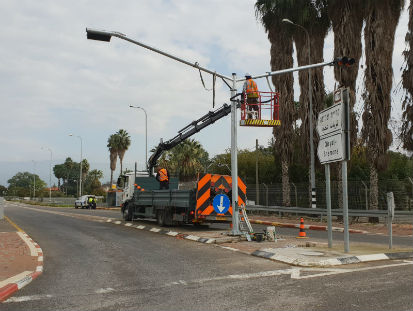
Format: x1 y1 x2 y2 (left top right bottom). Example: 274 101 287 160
387 192 395 249
317 87 350 251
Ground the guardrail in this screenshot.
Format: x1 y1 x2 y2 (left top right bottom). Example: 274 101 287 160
246 205 413 219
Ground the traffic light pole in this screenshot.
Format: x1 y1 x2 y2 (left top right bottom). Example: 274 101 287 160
86 28 348 235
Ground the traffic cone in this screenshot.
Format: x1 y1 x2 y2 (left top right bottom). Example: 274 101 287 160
296 217 308 239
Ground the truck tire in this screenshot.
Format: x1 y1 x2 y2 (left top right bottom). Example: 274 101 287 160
122 204 133 221
156 210 166 226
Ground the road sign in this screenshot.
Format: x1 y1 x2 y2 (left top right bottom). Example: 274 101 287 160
317 132 345 164
213 194 230 214
316 102 343 137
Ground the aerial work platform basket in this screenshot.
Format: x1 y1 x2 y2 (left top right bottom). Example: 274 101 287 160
240 91 281 127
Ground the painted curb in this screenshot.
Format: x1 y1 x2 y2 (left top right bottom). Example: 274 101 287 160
106 218 220 244
249 219 368 234
251 249 413 267
0 232 44 302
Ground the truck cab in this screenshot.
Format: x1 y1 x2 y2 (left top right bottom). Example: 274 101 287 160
117 172 149 205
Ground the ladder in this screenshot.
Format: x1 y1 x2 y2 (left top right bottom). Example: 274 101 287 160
239 205 253 241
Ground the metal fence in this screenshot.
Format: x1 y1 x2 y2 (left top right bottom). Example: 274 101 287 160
247 179 413 211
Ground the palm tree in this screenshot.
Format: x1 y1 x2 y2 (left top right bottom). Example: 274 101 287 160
116 129 131 175
401 1 413 152
361 0 404 212
159 139 209 181
255 0 296 206
288 0 330 207
328 0 365 209
107 134 120 186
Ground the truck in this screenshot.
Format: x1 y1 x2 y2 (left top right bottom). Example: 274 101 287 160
117 102 247 226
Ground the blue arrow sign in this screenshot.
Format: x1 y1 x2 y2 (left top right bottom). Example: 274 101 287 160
212 194 230 214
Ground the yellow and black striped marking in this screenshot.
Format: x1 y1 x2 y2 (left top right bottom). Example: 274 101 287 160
240 119 281 127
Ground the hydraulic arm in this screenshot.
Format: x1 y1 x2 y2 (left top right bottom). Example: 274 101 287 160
148 103 234 175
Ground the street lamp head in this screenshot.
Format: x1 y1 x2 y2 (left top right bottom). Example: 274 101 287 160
86 28 112 42
69 134 73 137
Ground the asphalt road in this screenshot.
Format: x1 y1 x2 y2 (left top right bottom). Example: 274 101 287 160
3 202 413 311
23 204 413 246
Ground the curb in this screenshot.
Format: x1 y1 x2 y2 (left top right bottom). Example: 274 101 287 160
0 232 44 302
249 219 368 234
97 207 121 211
251 249 413 267
105 218 243 245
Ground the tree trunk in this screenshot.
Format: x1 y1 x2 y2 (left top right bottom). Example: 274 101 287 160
281 160 290 207
110 170 113 187
369 163 379 223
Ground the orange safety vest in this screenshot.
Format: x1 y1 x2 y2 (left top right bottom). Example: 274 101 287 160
246 79 258 98
159 168 169 182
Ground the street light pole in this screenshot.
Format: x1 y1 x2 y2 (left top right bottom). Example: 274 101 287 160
129 105 148 172
282 18 316 208
41 147 53 202
69 134 83 197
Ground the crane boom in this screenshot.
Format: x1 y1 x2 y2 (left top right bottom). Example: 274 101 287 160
148 103 234 175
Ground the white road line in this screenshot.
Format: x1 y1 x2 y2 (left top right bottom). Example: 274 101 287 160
5 294 53 303
219 246 239 252
95 287 115 294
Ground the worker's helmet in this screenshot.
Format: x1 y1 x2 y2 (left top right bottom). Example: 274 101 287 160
245 73 252 78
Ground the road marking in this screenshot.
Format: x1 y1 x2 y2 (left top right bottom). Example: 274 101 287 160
4 215 24 232
5 294 53 303
95 287 115 294
114 221 121 225
150 228 161 232
124 223 133 227
219 246 239 252
5 261 412 304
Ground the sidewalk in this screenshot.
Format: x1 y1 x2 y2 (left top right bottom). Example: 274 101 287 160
248 214 413 236
0 218 43 302
104 217 413 267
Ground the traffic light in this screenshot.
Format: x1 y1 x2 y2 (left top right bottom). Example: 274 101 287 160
334 57 355 67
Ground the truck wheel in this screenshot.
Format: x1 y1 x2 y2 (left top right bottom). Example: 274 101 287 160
75 205 78 209
123 204 133 221
156 210 165 227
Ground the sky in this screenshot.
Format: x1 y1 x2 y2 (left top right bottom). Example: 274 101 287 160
0 0 410 186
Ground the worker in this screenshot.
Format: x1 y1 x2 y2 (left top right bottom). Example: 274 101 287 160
243 73 259 119
92 197 97 209
156 166 170 190
88 196 93 209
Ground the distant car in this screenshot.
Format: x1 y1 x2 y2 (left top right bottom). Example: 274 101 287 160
75 195 96 209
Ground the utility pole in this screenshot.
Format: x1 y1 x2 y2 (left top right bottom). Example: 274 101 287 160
256 139 259 205
32 160 36 198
